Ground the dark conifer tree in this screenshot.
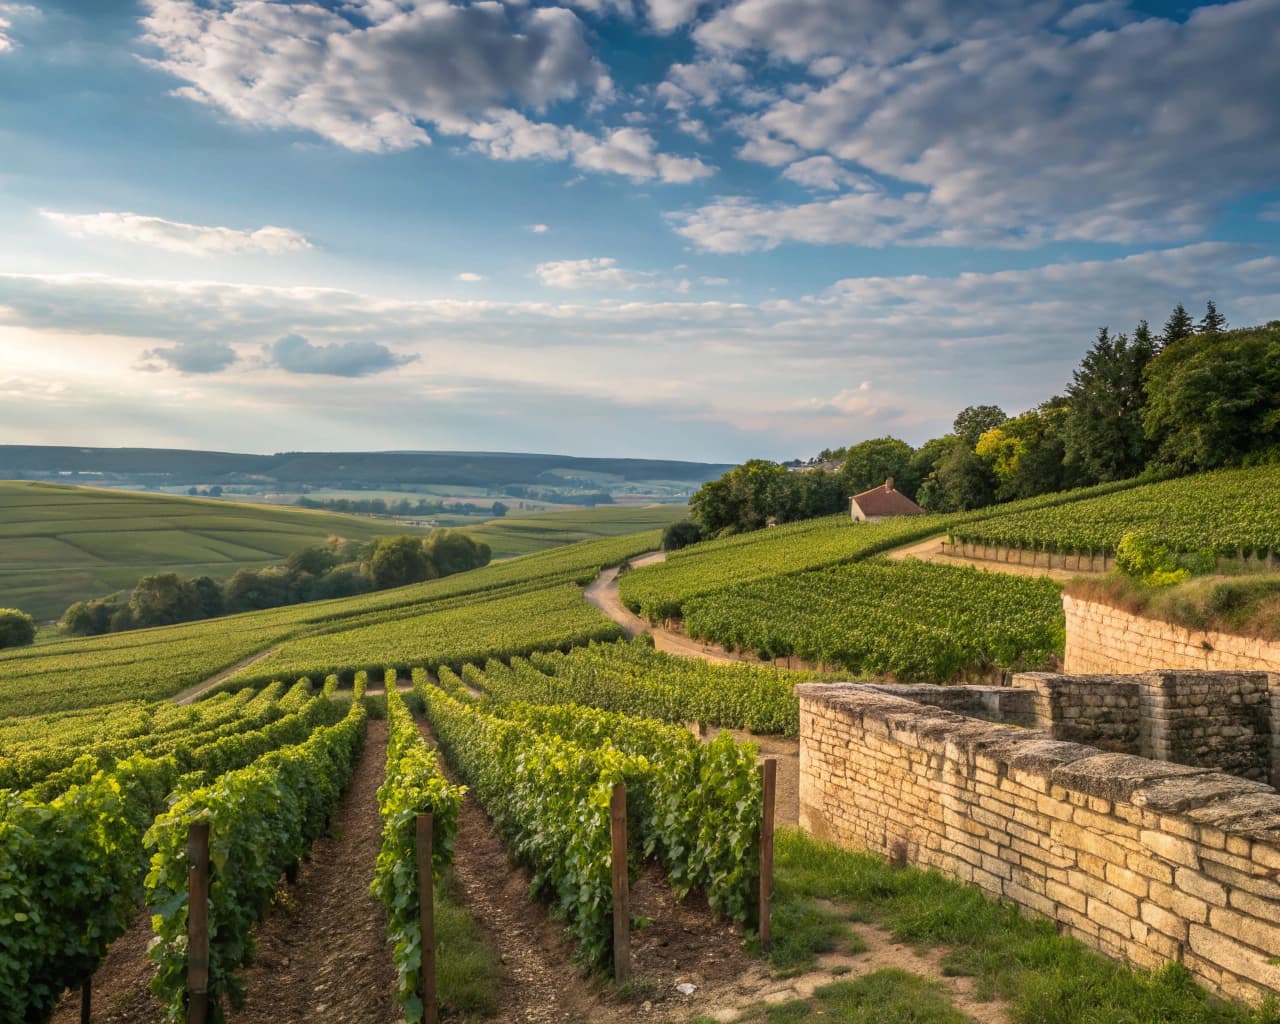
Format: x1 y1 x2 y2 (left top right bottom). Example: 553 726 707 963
1162 303 1195 345
1197 299 1227 335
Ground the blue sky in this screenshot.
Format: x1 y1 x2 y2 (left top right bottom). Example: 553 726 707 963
1 0 1277 462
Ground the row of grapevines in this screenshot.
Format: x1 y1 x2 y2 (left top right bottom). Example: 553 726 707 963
952 464 1280 558
420 681 762 961
145 701 368 1021
228 584 624 687
681 558 1065 681
371 683 465 1022
487 699 762 923
1 753 178 1023
8 682 312 797
419 682 653 967
472 639 806 735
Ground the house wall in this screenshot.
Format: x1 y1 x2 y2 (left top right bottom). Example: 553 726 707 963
1063 595 1280 676
798 683 1280 1006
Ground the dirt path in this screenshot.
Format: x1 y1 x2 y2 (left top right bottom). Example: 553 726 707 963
586 557 824 670
885 535 1090 583
225 718 395 1024
173 646 278 705
53 721 395 1024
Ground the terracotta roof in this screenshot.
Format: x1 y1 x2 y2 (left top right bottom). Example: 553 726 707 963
850 481 926 517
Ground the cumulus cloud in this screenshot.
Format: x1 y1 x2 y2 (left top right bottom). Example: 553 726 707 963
657 58 749 110
709 0 1280 247
136 0 711 185
42 210 311 257
645 0 704 32
535 257 660 289
465 112 713 183
455 272 486 282
781 156 870 191
268 333 417 377
140 0 607 152
138 340 238 374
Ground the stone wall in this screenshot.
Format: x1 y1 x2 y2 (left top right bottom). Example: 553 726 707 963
1015 672 1142 752
863 683 1038 726
1063 595 1280 675
798 683 1280 1006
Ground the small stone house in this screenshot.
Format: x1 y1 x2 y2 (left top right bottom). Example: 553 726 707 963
849 477 926 522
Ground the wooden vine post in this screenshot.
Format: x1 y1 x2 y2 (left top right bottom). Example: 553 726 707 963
416 813 438 1024
610 782 631 985
186 821 211 1024
759 759 777 953
80 979 91 1024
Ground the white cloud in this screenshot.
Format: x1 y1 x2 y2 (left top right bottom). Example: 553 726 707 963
657 58 749 110
645 0 704 32
781 156 870 191
529 223 551 233
716 0 1280 247
1 242 1276 453
464 111 714 183
41 210 311 257
0 3 37 53
140 0 607 153
138 340 238 374
535 257 659 289
455 272 487 282
1261 203 1280 224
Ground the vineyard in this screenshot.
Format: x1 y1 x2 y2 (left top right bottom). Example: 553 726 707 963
0 530 660 718
682 558 1065 680
618 478 1138 621
951 464 1280 559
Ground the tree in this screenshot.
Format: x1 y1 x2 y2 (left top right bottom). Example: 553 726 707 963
662 520 702 551
689 460 795 534
129 573 201 628
286 545 339 578
224 568 292 613
0 608 36 648
367 535 433 589
1162 303 1195 345
191 576 225 618
425 531 490 576
1197 300 1227 335
918 445 995 512
1062 325 1155 483
491 501 509 517
1143 322 1280 471
838 437 916 497
952 405 1008 448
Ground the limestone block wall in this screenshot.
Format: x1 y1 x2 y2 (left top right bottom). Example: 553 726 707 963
863 683 1038 726
1063 595 1280 675
1014 672 1142 752
798 684 1280 1006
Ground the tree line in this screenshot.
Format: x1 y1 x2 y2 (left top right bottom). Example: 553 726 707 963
296 495 507 517
60 531 491 637
682 303 1280 539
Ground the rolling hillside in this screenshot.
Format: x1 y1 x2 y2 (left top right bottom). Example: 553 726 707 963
0 483 430 620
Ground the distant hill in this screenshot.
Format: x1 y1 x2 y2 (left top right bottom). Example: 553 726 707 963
0 446 734 489
0 482 428 621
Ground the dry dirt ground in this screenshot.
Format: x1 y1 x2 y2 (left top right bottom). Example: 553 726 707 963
52 720 398 1024
173 646 279 705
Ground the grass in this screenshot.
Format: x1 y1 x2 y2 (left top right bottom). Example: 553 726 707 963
1066 573 1280 640
462 505 685 558
739 970 972 1024
0 481 426 620
765 829 1280 1024
436 875 502 1019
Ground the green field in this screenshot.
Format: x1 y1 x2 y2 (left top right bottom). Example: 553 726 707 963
0 483 685 621
0 482 435 620
462 504 686 557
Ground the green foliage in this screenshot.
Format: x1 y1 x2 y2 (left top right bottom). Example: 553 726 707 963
1143 322 1280 472
1115 532 1191 587
662 519 703 551
682 558 1064 680
419 684 761 967
371 687 465 1022
145 702 367 1021
481 639 805 735
0 608 36 649
1 754 178 1023
953 464 1280 561
952 405 1008 448
838 438 918 498
1063 325 1157 484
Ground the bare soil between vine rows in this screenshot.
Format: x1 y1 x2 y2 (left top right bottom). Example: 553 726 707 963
52 719 396 1024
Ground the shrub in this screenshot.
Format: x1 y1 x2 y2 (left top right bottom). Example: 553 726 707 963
661 519 702 552
1115 532 1190 587
0 609 36 648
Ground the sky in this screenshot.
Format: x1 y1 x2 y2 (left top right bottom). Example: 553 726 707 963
0 0 1277 463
